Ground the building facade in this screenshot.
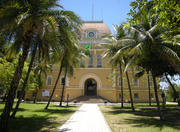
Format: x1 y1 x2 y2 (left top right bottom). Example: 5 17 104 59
26 21 158 102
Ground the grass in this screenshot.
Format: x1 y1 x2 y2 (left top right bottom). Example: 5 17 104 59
100 104 180 132
0 102 79 132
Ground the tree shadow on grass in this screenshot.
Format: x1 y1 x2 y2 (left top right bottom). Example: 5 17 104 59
34 105 78 114
8 115 59 132
104 108 159 117
123 116 180 131
34 108 77 115
104 105 180 131
0 108 27 112
52 105 77 108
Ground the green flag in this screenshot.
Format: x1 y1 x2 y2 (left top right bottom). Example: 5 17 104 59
84 44 90 50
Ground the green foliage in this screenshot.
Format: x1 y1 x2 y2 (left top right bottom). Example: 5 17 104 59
0 57 16 94
122 1 180 77
153 0 180 41
0 55 39 95
128 0 180 42
166 84 180 101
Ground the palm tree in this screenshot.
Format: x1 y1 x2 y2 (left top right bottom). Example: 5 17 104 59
0 0 80 131
103 31 124 108
116 10 180 119
164 73 178 102
59 47 84 106
44 14 81 109
104 43 123 106
103 24 135 110
123 58 135 112
59 68 68 106
10 43 38 118
33 58 52 103
45 63 63 109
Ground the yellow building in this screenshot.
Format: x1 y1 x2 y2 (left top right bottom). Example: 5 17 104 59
26 21 158 103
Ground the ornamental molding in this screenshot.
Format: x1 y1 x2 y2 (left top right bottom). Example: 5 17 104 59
79 73 102 90
79 40 107 44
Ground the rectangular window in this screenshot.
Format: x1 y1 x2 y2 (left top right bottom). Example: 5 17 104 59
47 76 52 86
80 59 85 68
61 77 65 85
118 77 123 86
88 54 93 68
132 79 139 86
134 93 139 99
42 90 49 97
147 76 153 87
97 54 102 68
150 93 154 98
149 80 153 86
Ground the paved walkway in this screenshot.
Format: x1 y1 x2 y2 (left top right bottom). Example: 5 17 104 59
58 104 112 132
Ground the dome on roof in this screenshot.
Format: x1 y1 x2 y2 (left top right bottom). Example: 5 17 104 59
81 21 111 36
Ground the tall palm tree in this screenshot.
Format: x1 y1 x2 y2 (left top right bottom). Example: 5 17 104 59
165 73 178 102
103 24 135 110
103 32 124 108
44 14 81 109
116 10 180 119
134 70 152 106
123 58 135 112
0 0 79 131
59 68 68 106
33 58 52 103
10 43 38 119
59 47 84 106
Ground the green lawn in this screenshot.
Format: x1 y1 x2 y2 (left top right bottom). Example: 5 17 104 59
0 102 79 132
100 104 180 132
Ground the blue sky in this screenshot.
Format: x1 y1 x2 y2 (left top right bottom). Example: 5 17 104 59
59 0 180 88
59 0 133 33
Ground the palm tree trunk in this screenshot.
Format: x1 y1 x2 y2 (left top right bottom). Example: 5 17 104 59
119 61 124 108
165 73 178 101
152 72 163 120
125 71 135 112
45 64 63 109
33 72 41 104
33 88 38 104
34 51 42 104
0 44 30 132
59 68 67 106
147 72 151 106
10 44 37 118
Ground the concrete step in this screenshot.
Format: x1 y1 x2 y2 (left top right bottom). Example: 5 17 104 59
71 96 108 103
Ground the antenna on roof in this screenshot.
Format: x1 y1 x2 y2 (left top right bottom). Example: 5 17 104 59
101 9 104 22
92 2 94 21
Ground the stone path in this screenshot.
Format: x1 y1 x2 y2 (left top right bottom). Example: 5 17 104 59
58 104 112 132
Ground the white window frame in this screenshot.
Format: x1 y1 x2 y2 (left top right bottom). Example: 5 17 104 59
97 53 102 68
118 77 123 86
80 59 85 68
147 76 153 87
46 75 52 86
60 76 69 86
132 79 139 86
88 54 93 68
42 89 50 97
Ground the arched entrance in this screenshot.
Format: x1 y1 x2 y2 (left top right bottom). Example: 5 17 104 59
84 78 97 96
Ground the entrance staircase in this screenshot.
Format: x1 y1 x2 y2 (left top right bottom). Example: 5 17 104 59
70 96 109 103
